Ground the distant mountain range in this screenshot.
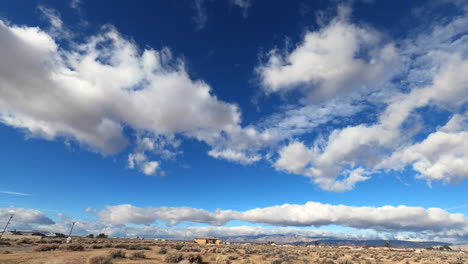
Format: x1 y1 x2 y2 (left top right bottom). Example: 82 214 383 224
221 234 452 248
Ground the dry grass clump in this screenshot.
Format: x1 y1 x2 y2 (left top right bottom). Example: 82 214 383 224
108 249 126 258
165 253 184 263
0 240 12 246
170 244 184 250
158 247 168 254
88 255 113 264
16 238 34 244
164 252 203 263
33 244 59 251
215 255 231 264
129 251 146 259
180 245 202 252
60 243 85 251
184 253 203 263
448 256 465 264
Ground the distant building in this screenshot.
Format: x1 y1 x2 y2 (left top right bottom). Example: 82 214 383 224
194 237 221 245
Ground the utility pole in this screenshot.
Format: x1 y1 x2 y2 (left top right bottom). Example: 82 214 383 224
0 214 14 240
68 221 76 237
66 221 76 243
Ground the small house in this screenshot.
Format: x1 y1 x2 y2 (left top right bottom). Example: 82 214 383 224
194 237 221 245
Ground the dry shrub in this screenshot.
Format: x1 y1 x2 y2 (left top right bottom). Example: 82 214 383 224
171 244 184 250
2 250 12 254
158 247 168 254
89 244 103 249
88 255 113 264
108 249 126 258
130 251 146 259
449 256 465 264
165 253 184 263
128 244 150 250
61 243 84 251
16 238 33 244
215 255 231 264
33 244 59 251
184 254 203 263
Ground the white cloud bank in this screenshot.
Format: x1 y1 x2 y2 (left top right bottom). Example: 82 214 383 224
4 202 468 243
88 202 468 235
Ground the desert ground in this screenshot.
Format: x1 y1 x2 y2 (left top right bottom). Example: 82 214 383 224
0 237 466 264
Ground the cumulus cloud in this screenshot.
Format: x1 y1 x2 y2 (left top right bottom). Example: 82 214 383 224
270 4 468 191
0 207 55 228
274 54 468 191
0 19 240 173
34 219 417 242
256 5 400 102
127 152 160 175
380 113 468 183
88 202 468 236
2 204 467 242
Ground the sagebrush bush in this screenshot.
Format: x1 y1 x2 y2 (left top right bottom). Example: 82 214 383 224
88 255 113 264
171 244 184 250
61 243 84 251
165 253 184 263
17 238 33 244
158 247 168 254
33 244 59 252
108 249 125 258
130 251 146 259
184 254 203 263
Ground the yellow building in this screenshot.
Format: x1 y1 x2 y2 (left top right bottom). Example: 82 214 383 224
194 237 221 245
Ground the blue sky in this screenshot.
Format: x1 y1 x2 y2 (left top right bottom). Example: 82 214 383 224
0 0 467 242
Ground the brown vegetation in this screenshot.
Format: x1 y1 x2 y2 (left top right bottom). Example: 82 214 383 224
0 237 466 264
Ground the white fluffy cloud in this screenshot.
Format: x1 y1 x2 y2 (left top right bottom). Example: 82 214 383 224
87 202 468 235
274 57 468 191
271 3 468 191
256 5 400 102
0 207 55 227
127 152 160 175
380 114 468 183
0 19 240 173
2 204 467 242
